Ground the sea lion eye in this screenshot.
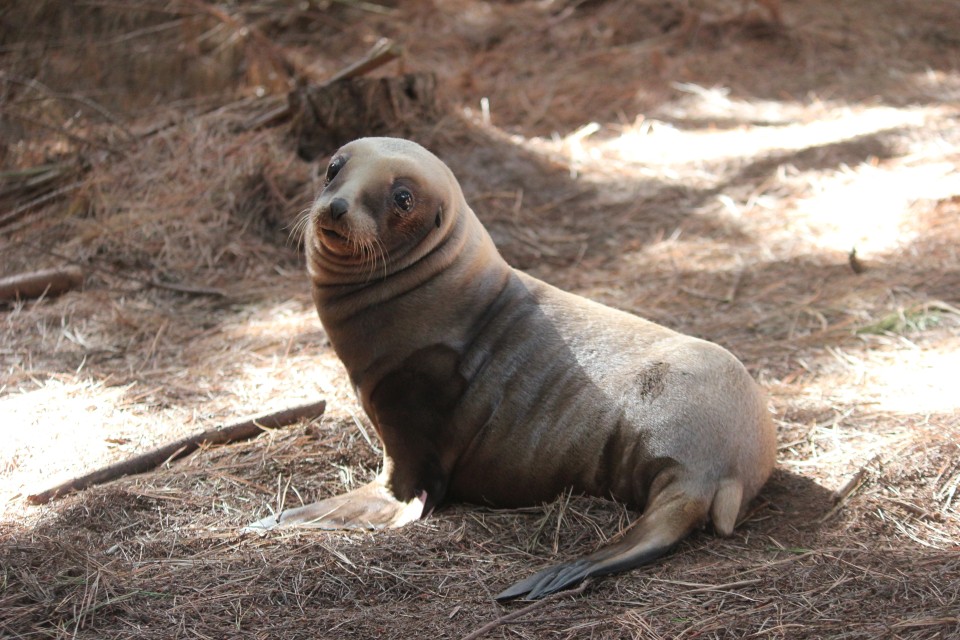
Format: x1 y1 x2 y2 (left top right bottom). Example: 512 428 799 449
325 156 345 184
393 188 414 213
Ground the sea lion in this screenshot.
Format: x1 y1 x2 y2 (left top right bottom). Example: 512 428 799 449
247 137 777 600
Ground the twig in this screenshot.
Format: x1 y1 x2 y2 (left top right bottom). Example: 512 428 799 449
0 266 84 301
1 72 136 140
817 454 881 523
679 271 743 304
243 102 293 131
678 286 732 303
0 180 87 230
145 278 227 298
848 247 865 274
8 240 227 298
327 37 402 84
182 0 301 83
1 108 123 154
460 579 591 640
328 0 398 15
649 577 762 595
0 162 70 191
27 399 326 504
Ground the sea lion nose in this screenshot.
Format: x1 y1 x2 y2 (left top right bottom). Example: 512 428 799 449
329 197 349 220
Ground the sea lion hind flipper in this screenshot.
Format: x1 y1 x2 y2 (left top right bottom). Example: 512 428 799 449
494 559 594 601
710 477 744 536
242 480 426 532
495 488 712 601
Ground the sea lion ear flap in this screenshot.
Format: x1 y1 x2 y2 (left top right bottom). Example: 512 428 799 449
435 206 443 228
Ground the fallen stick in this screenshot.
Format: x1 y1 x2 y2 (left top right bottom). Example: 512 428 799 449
27 399 326 505
10 241 227 298
0 266 84 302
817 453 881 524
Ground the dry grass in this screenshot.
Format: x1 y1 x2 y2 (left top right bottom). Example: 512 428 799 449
2 0 959 638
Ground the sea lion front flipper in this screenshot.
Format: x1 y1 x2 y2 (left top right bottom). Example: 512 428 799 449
243 480 426 532
496 482 722 601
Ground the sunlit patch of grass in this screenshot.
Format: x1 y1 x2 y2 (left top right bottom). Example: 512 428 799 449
856 301 960 336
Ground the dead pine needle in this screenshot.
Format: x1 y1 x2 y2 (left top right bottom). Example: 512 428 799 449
3 2 960 638
459 579 592 640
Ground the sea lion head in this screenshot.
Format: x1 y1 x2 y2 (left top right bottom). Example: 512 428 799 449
304 137 464 283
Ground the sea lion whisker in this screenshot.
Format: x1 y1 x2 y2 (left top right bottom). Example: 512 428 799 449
289 207 314 247
374 237 389 281
362 237 376 277
346 228 363 260
362 237 377 281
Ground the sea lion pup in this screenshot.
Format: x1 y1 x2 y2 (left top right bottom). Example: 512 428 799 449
247 137 777 600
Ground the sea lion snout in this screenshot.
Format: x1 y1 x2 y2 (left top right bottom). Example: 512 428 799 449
315 192 357 228
313 198 351 249
328 197 349 220
309 184 379 259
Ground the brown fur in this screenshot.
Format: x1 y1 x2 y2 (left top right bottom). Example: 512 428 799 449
246 137 777 600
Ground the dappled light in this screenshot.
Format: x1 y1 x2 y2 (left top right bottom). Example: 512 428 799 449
0 296 348 519
542 97 960 259
1 379 162 518
598 103 926 168
2 0 959 637
827 336 960 415
788 159 960 254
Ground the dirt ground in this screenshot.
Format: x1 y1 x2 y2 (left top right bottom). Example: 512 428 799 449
2 1 959 638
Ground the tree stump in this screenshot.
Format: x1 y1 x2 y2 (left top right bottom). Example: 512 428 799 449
290 72 441 162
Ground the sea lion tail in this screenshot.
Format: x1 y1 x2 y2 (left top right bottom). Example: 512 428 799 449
496 479 742 601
